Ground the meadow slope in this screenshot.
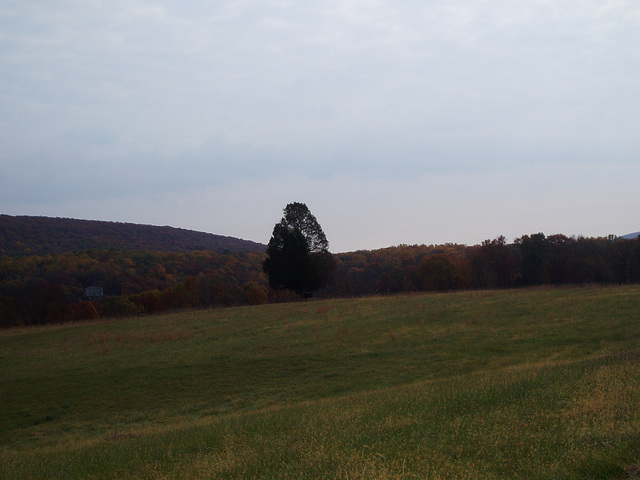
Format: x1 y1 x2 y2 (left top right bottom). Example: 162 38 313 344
1 286 639 479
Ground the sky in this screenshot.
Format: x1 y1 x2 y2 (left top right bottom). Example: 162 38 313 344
1 0 639 252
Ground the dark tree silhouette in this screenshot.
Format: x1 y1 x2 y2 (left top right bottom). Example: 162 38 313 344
263 203 335 298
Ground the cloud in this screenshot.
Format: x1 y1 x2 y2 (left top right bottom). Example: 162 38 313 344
1 1 639 250
12 156 635 253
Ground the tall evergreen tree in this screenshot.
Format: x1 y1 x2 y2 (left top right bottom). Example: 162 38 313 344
263 203 335 298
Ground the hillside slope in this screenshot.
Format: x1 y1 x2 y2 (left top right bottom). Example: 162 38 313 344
0 215 266 256
1 287 639 479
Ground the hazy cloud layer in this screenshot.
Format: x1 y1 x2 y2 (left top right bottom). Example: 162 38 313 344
2 1 639 251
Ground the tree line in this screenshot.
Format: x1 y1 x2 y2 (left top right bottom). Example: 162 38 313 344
325 233 640 297
2 228 640 327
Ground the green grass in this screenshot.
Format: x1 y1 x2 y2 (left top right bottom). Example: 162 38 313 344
1 286 640 479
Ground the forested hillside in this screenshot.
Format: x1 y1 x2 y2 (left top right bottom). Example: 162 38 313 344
1 216 640 328
0 215 265 256
0 249 270 325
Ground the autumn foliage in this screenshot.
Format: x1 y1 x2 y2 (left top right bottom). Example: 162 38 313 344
1 224 640 327
0 249 269 326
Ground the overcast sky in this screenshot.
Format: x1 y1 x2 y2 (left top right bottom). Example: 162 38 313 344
2 1 639 252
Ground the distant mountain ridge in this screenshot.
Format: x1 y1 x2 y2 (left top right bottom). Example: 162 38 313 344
621 232 640 240
0 215 266 256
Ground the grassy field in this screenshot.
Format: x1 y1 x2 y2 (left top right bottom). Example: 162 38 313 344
1 286 639 479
